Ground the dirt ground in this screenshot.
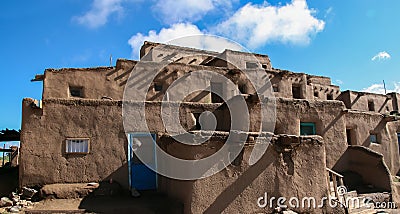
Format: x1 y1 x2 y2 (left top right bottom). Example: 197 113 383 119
24 191 183 214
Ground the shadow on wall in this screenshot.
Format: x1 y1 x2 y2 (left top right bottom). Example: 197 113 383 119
203 146 276 214
333 146 392 193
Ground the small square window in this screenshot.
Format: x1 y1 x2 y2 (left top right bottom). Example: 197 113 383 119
314 91 319 97
370 134 378 144
238 84 247 94
69 86 83 98
327 94 333 100
368 101 375 111
154 83 163 92
245 62 258 69
66 138 89 154
273 85 279 92
300 122 316 136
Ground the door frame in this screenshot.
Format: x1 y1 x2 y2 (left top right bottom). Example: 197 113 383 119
127 132 158 190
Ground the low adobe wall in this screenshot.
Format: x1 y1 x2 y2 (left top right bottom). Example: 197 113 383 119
159 134 329 214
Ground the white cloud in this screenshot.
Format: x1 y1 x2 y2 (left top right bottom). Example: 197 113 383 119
153 0 234 24
371 51 391 61
73 0 123 28
213 0 325 48
336 79 343 85
362 82 400 94
128 23 242 59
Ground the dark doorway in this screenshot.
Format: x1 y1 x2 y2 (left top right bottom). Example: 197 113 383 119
211 82 223 103
292 85 301 99
346 129 352 145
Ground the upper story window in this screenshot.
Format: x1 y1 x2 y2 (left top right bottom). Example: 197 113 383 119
300 122 316 136
368 100 375 111
327 94 333 100
370 134 379 144
314 90 319 98
273 85 279 92
245 62 258 69
66 138 89 154
211 82 223 103
69 86 84 98
238 84 247 94
154 82 163 92
292 84 302 99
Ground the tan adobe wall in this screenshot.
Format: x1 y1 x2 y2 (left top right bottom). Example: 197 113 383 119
159 134 328 214
19 98 221 188
344 110 400 174
333 146 392 193
20 98 129 188
338 90 395 113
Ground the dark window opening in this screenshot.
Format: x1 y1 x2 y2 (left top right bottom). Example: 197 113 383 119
193 113 201 130
370 134 378 144
300 122 316 136
238 84 247 94
397 133 400 153
292 85 302 99
69 86 83 98
245 62 258 69
262 64 268 69
231 149 244 166
346 129 352 145
273 85 279 92
154 83 163 92
397 133 400 144
327 94 333 100
368 100 375 111
314 91 319 98
211 82 223 103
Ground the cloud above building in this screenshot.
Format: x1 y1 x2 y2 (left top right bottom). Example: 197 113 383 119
128 23 242 59
362 82 400 94
213 0 325 48
73 0 124 28
371 51 391 61
152 0 235 24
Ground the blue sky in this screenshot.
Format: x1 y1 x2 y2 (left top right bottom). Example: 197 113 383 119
0 0 399 131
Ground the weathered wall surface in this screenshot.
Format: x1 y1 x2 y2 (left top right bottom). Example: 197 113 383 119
20 99 222 188
344 111 400 174
20 98 129 188
274 99 347 168
159 135 328 214
42 59 137 100
338 91 395 113
333 146 392 192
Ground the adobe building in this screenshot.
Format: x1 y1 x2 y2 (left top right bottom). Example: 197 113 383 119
20 41 400 213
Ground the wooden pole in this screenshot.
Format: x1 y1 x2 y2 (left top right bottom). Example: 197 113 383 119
2 144 5 167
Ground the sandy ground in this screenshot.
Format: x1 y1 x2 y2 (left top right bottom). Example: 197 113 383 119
23 192 183 214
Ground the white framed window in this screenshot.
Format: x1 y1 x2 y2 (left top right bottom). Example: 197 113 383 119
66 138 89 154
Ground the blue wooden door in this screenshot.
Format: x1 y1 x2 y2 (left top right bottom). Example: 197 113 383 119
129 133 157 190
